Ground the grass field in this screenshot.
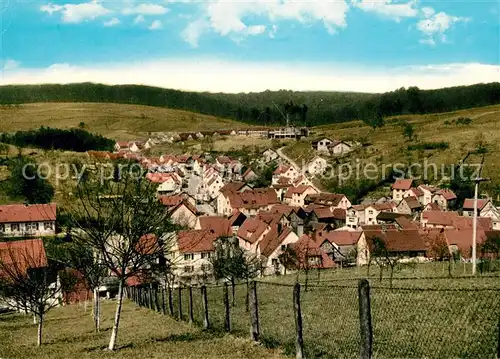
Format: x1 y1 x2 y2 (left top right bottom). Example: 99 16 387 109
0 300 286 359
0 103 246 140
283 105 500 192
166 263 500 359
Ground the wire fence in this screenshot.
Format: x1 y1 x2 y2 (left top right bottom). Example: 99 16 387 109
127 277 500 359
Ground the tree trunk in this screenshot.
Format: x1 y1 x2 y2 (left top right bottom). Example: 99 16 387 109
37 314 43 346
378 265 383 282
108 279 125 351
95 289 101 333
245 278 249 312
231 277 235 307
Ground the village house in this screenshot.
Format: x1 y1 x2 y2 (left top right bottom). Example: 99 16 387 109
307 156 328 176
462 198 500 230
312 138 333 154
284 185 318 207
431 189 457 211
396 196 422 216
0 203 57 238
418 184 439 206
357 229 428 266
259 226 300 275
305 206 346 230
169 200 198 229
328 140 352 156
420 210 493 230
242 168 258 182
194 216 232 237
269 204 307 236
404 187 424 201
171 229 218 285
237 218 270 254
216 182 253 215
289 234 335 269
392 179 413 201
146 173 182 195
313 230 362 264
272 165 300 185
262 148 279 162
228 210 247 234
202 173 224 200
304 193 351 210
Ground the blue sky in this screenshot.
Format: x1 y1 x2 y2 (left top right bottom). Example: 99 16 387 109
0 0 499 92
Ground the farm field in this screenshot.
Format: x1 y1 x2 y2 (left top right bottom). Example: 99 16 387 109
0 300 286 359
165 263 500 359
0 103 248 141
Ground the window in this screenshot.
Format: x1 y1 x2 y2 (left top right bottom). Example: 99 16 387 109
44 222 54 231
201 252 211 259
201 263 212 272
0 224 4 232
10 223 20 232
26 222 39 231
272 258 278 266
184 265 194 273
184 253 194 261
368 210 374 215
281 245 286 251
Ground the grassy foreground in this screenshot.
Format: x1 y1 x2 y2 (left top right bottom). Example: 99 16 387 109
0 300 286 359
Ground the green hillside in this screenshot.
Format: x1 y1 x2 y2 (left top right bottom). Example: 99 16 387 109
0 82 498 127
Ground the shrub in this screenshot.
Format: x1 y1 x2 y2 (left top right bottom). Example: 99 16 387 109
408 142 449 151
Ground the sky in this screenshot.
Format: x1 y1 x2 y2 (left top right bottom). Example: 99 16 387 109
0 0 499 93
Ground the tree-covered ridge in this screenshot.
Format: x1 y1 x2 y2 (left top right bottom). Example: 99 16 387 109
0 82 498 126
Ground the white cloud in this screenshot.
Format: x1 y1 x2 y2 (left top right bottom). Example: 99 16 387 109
181 0 349 45
2 59 20 71
103 17 120 27
421 7 435 18
181 19 209 47
122 4 169 16
148 20 162 30
40 1 111 23
354 0 418 22
133 15 145 24
269 24 278 38
417 11 469 45
419 38 435 46
2 60 499 93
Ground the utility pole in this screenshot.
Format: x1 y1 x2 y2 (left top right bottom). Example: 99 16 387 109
472 176 489 276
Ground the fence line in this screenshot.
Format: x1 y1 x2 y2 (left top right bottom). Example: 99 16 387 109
127 278 500 359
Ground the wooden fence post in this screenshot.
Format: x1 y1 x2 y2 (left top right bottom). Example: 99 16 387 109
161 287 166 315
224 283 231 332
358 279 373 359
139 287 144 306
293 283 305 359
178 287 183 320
188 286 194 324
249 281 260 341
496 315 500 359
148 285 153 310
201 285 210 329
168 286 174 316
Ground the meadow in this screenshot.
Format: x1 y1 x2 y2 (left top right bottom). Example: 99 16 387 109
166 263 500 359
0 300 286 359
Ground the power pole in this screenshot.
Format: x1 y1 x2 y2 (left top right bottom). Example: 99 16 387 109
472 177 489 276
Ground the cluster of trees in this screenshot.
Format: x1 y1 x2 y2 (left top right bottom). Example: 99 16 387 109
1 82 498 126
2 155 54 204
0 127 115 152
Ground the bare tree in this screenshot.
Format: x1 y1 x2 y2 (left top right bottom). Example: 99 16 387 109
66 168 176 351
0 239 61 346
369 236 401 288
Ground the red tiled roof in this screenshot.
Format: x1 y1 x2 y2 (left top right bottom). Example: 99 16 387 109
332 208 347 220
158 195 184 207
273 165 291 175
237 218 269 244
392 179 413 190
290 235 335 269
0 203 56 224
259 226 294 258
463 199 490 211
425 203 441 211
228 188 278 209
435 189 457 201
146 173 180 184
443 229 487 257
197 216 232 237
177 229 217 253
315 230 361 246
217 156 232 164
277 176 292 185
256 211 284 225
422 211 458 226
220 181 247 194
395 217 419 230
407 187 424 197
0 239 48 276
419 184 438 193
305 193 345 206
364 229 427 252
170 200 198 216
403 196 421 210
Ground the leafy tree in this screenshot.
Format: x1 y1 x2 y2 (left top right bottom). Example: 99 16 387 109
78 121 86 129
7 156 54 204
278 246 298 276
402 121 415 141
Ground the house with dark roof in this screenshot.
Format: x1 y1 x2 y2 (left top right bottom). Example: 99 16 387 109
0 204 57 238
313 230 362 264
431 189 457 211
284 185 318 207
304 192 351 210
396 196 422 215
290 234 335 269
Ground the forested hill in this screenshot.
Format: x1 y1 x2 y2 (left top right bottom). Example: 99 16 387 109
0 82 498 127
